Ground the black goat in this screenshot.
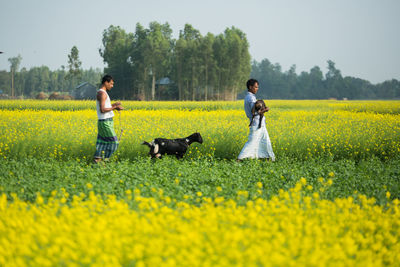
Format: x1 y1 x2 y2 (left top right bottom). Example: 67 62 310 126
142 132 203 159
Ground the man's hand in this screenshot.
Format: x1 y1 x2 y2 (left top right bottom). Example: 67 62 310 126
112 102 123 110
259 107 269 114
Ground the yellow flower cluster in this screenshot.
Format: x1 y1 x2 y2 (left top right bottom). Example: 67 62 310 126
271 109 400 159
0 99 242 111
1 99 398 114
0 100 399 160
1 183 399 266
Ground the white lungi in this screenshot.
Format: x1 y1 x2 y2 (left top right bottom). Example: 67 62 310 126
238 125 275 161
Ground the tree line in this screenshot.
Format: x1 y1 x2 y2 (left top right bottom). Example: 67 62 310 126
100 23 251 100
1 22 399 100
0 66 102 98
250 59 400 100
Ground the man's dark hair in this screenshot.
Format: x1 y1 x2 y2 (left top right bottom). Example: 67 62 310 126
246 79 259 90
101 74 114 85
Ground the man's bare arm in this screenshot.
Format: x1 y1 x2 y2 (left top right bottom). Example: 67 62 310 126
97 91 122 113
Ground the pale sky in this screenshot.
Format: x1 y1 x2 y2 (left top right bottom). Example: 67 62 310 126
1 0 399 84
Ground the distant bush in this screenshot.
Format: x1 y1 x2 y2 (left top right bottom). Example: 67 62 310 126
48 92 73 100
36 92 48 100
61 95 73 100
48 92 61 100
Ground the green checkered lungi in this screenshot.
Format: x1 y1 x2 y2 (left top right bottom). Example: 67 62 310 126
94 118 119 159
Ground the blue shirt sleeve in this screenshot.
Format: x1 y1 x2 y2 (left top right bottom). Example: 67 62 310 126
244 92 256 120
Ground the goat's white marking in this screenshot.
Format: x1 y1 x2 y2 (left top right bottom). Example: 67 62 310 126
161 142 165 146
186 138 190 143
153 144 159 153
155 153 161 158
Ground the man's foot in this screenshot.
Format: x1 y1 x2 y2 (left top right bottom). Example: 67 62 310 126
93 158 102 164
260 157 274 162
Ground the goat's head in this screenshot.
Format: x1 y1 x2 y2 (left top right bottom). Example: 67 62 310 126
254 100 267 114
188 132 203 144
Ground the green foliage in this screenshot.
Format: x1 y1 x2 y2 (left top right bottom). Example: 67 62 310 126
2 100 399 161
65 46 82 84
2 24 399 100
251 59 400 100
8 54 22 72
0 156 398 206
0 100 398 210
99 25 134 99
99 22 251 100
0 67 102 97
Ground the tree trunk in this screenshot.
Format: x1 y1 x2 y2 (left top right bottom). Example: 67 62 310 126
178 64 182 100
186 80 189 101
205 66 208 101
11 69 14 97
141 68 147 101
178 81 182 101
192 65 195 101
217 72 221 101
151 72 156 100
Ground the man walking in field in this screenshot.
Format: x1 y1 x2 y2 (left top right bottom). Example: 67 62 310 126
93 75 123 163
237 79 275 161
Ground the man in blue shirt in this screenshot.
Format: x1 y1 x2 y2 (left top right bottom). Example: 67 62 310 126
238 79 275 161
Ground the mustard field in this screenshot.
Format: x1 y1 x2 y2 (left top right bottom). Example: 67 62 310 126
0 100 399 160
2 182 399 266
0 100 399 266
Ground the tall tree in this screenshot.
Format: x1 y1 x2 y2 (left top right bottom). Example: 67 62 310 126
131 23 149 100
198 33 216 100
325 60 345 99
228 27 251 100
99 25 134 99
285 64 297 98
212 27 251 100
213 33 228 100
65 46 82 87
179 24 201 100
8 54 22 97
144 22 173 100
309 66 324 99
251 59 273 99
174 35 187 100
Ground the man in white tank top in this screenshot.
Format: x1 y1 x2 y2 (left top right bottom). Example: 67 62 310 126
93 75 124 163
